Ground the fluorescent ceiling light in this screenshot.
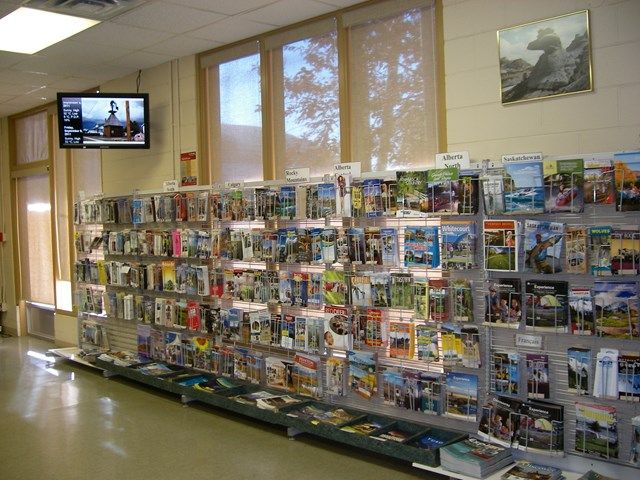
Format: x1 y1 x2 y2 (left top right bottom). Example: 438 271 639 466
0 7 100 55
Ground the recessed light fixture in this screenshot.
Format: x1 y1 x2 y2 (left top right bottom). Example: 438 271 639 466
0 7 99 55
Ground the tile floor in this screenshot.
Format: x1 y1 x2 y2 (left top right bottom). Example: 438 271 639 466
0 336 438 480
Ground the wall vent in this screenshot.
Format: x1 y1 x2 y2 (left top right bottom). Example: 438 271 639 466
22 0 146 21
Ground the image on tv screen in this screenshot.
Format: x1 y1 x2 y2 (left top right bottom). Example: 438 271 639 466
59 95 147 147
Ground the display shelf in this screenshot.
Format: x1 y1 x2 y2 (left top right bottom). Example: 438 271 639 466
49 347 105 370
411 461 583 480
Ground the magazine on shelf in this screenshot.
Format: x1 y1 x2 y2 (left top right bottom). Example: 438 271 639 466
363 178 383 217
632 415 640 466
323 269 348 305
439 437 513 478
500 461 563 480
336 228 350 264
388 321 414 359
321 228 337 264
525 279 569 332
426 167 459 214
403 226 439 268
503 160 545 214
307 273 323 310
452 278 473 322
593 281 639 339
165 331 183 366
291 272 308 307
136 324 151 359
566 227 588 274
441 221 477 271
362 308 384 347
462 324 480 368
588 226 612 276
543 158 584 213
390 272 413 309
325 356 346 396
413 278 428 319
350 180 364 218
324 305 352 350
340 419 386 435
445 372 478 421
610 226 640 275
363 227 382 265
347 227 366 264
567 347 591 395
415 324 439 362
265 356 293 391
380 227 398 266
396 170 428 216
518 400 564 454
523 220 565 274
291 353 320 397
350 273 372 307
441 323 463 366
380 367 404 407
458 172 479 215
317 182 336 217
584 156 615 205
381 180 397 216
478 395 523 447
348 350 377 400
493 351 520 397
483 220 519 272
618 354 640 402
575 402 618 459
335 173 352 217
569 287 594 335
482 174 506 215
428 278 449 322
613 151 640 212
526 354 549 399
370 272 391 308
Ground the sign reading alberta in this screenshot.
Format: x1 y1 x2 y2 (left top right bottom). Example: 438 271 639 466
502 152 543 163
333 161 361 178
515 334 542 349
285 167 310 183
435 151 470 169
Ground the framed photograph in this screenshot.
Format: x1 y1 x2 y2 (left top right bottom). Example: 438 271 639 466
498 10 592 105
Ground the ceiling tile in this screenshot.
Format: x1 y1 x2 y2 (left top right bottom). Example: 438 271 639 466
0 69 63 86
47 77 100 92
106 51 176 70
0 51 28 68
143 35 219 57
189 17 274 43
113 3 226 34
162 0 277 15
0 81 46 96
241 0 335 27
39 40 131 66
70 22 175 50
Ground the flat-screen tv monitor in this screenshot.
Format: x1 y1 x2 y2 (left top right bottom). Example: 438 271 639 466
57 92 149 149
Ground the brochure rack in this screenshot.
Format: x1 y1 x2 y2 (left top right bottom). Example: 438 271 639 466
71 157 640 478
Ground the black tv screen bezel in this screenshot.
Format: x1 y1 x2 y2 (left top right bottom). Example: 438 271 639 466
56 92 150 149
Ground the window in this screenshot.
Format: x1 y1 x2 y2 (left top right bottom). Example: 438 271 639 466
200 0 439 179
14 111 48 165
347 4 437 171
272 22 340 177
17 173 55 305
205 44 264 183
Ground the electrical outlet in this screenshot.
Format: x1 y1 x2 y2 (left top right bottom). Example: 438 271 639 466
0 302 7 312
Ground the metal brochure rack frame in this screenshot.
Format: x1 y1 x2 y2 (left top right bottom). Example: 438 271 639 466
71 161 640 477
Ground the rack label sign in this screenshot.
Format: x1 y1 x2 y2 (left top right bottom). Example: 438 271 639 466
435 151 470 169
502 152 542 163
515 334 542 349
163 180 179 192
224 181 244 189
334 162 361 178
285 168 310 183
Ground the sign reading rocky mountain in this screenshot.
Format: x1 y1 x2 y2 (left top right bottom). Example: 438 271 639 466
498 10 592 105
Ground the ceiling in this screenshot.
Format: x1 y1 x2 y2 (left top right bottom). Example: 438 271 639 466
0 0 364 118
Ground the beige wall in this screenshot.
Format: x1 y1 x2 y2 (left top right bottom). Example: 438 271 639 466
100 55 199 195
443 0 640 159
54 312 77 347
0 117 18 335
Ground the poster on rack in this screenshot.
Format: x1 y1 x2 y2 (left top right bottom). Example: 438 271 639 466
180 151 197 186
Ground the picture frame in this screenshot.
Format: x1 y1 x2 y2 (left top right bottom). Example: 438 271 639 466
498 10 592 105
